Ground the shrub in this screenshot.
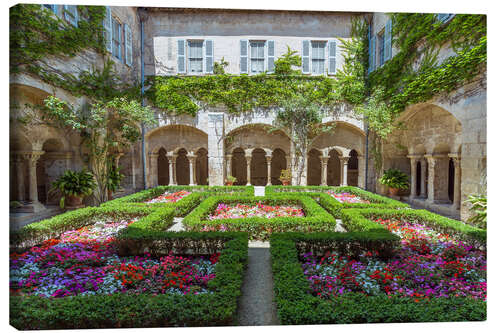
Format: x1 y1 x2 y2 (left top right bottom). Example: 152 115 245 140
49 169 97 208
378 168 409 190
465 194 487 229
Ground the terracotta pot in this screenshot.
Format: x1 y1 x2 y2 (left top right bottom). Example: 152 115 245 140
388 187 399 196
108 189 113 200
225 181 234 186
281 180 291 186
66 195 83 207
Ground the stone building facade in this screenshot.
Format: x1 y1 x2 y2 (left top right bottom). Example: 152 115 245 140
9 6 486 222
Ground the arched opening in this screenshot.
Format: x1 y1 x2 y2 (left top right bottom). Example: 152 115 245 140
307 149 321 185
38 139 65 205
175 148 190 185
327 149 341 186
347 149 359 186
157 148 169 185
251 148 267 186
271 148 287 185
448 158 455 203
416 161 421 196
231 148 247 185
196 148 209 185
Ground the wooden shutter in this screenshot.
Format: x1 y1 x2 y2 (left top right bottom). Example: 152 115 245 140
177 39 186 73
205 40 214 74
302 40 310 74
267 40 275 73
240 40 248 74
103 7 112 52
124 24 132 66
384 20 392 62
437 14 453 23
328 40 336 75
118 24 122 60
64 5 78 27
368 24 372 73
371 38 376 70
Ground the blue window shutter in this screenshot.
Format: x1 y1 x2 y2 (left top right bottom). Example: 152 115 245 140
240 40 248 74
205 40 214 74
64 5 78 27
177 39 186 73
118 24 122 60
103 7 112 53
437 14 453 23
267 40 275 73
371 38 376 71
384 19 392 62
302 40 310 74
124 24 132 66
328 40 336 75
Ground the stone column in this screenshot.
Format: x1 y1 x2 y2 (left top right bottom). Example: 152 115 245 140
245 154 252 186
148 152 159 188
114 152 124 169
357 155 366 189
171 154 178 185
450 155 461 210
407 155 419 199
265 154 272 186
340 156 349 186
425 154 436 204
167 154 175 185
187 154 197 186
420 158 427 198
22 151 45 212
320 156 328 186
207 113 225 186
225 154 232 180
13 154 25 201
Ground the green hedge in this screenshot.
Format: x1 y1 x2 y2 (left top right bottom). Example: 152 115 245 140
341 208 486 245
183 194 336 240
10 205 169 251
270 232 486 324
10 231 249 329
266 186 409 217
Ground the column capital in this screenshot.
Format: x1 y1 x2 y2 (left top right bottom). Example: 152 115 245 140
44 151 73 160
21 151 45 165
245 154 252 162
339 156 350 163
265 155 272 163
448 152 461 160
407 154 423 160
187 154 197 161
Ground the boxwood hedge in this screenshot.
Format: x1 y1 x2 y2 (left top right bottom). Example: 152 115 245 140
183 194 336 240
270 232 486 324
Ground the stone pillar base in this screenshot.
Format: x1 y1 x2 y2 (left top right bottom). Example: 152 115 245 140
19 201 47 213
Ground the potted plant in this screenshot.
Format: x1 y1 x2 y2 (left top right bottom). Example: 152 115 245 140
106 166 125 200
378 168 409 196
49 169 97 208
279 169 292 186
225 175 237 186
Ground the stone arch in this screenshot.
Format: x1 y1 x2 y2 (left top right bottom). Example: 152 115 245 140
196 148 209 185
271 148 287 185
224 123 291 156
157 147 169 186
175 148 190 185
327 149 341 186
38 138 68 205
307 149 321 185
347 149 359 186
231 148 247 185
251 148 267 186
311 122 366 156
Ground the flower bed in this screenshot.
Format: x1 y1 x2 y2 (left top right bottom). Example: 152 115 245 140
207 202 305 220
10 219 219 298
328 191 370 204
302 217 486 301
144 190 191 204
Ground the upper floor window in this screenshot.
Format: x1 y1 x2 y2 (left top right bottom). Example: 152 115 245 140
311 41 326 75
250 41 265 73
63 5 78 27
188 41 203 73
103 7 132 66
112 18 122 60
437 14 454 23
178 39 214 74
378 31 385 67
42 4 57 14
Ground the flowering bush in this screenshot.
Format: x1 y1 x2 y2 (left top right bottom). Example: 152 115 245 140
207 202 305 220
10 219 219 298
144 190 191 204
302 218 486 301
327 191 370 204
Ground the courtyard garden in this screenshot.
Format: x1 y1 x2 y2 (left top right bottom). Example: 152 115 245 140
9 185 486 328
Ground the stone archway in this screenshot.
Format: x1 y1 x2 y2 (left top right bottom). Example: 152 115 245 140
271 148 287 185
175 148 190 185
347 149 359 186
38 138 67 205
307 149 321 185
157 148 169 186
231 148 247 185
196 148 209 185
327 149 341 186
251 148 267 186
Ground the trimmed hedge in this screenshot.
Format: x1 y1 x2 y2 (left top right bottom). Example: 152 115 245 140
341 208 486 246
10 231 249 329
266 186 409 217
183 194 336 240
10 205 170 251
270 232 486 324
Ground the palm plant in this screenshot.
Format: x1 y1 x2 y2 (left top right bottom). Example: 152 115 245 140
378 168 409 190
49 169 97 208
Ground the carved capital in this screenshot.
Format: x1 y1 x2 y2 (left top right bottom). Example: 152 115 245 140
21 151 45 166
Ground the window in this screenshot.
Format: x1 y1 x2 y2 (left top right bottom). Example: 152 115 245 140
63 5 78 27
437 14 454 23
42 4 57 14
250 41 265 73
311 41 326 74
112 18 122 60
378 31 385 67
188 41 203 73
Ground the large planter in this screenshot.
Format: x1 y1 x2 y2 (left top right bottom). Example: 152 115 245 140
388 187 399 196
66 195 84 208
225 181 234 186
281 179 291 186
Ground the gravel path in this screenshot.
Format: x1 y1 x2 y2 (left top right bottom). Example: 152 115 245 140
168 217 185 231
237 241 279 326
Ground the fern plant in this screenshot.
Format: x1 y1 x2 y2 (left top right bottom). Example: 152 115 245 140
378 168 410 189
465 194 487 229
49 169 96 208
